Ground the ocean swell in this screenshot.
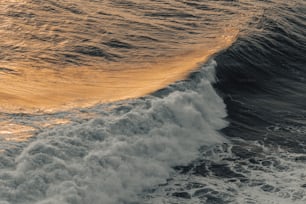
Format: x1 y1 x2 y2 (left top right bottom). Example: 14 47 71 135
0 61 228 204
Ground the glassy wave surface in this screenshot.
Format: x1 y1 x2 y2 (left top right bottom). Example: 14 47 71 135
0 0 305 204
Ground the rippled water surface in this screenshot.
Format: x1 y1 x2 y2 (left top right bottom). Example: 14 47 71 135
0 0 244 112
0 0 305 204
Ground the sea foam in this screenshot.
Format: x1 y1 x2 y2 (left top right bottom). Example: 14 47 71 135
0 61 228 204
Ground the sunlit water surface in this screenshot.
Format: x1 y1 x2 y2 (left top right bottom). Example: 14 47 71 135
0 0 305 204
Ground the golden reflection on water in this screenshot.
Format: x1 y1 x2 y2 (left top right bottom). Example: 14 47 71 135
0 121 35 141
0 0 247 113
0 0 258 143
38 118 71 128
0 118 71 143
0 32 237 113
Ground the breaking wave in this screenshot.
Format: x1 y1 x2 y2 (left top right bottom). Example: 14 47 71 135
0 61 228 204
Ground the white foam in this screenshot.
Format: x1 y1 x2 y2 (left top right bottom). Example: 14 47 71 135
0 60 228 204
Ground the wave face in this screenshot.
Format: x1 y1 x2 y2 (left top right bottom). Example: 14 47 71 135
0 61 228 204
0 0 240 112
1 0 306 204
147 0 306 203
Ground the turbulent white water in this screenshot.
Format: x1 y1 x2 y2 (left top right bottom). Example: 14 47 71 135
1 0 305 203
147 141 306 204
0 61 229 204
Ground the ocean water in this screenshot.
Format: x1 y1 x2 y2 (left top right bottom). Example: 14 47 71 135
0 0 305 204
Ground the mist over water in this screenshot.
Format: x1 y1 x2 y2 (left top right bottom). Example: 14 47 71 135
0 0 306 204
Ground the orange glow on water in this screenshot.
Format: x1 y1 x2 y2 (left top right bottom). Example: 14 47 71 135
0 121 35 141
0 0 252 114
0 32 237 113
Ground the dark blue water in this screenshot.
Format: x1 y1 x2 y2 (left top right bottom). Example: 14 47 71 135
147 1 306 203
216 4 306 152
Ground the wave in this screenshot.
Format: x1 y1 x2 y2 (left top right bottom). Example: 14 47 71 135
1 0 305 203
0 0 247 113
0 34 237 113
0 60 228 204
214 0 306 150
